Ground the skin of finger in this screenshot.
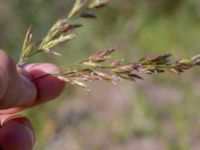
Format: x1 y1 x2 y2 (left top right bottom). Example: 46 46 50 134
0 115 35 150
0 50 37 109
24 63 65 105
0 63 66 114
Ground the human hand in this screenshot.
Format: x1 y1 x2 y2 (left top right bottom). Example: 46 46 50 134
0 50 65 150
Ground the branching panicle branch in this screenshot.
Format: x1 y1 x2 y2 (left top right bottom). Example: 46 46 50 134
19 0 109 64
18 0 200 89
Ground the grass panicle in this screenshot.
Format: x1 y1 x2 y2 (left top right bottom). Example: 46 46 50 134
18 0 200 89
18 0 108 65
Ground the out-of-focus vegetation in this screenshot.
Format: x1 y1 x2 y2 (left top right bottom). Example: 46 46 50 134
1 0 200 149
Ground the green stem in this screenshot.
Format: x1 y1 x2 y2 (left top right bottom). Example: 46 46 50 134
28 50 42 58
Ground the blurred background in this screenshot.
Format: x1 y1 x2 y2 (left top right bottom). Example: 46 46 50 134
1 0 200 149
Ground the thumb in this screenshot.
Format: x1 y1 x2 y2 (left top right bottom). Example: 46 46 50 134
0 50 37 109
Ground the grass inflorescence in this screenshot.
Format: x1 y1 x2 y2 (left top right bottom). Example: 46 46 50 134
18 0 200 89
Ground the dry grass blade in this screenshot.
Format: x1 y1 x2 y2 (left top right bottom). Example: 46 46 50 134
68 0 90 19
88 48 116 62
19 26 34 64
89 0 109 9
41 34 77 53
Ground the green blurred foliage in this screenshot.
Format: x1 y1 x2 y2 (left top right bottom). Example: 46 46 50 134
1 0 200 149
